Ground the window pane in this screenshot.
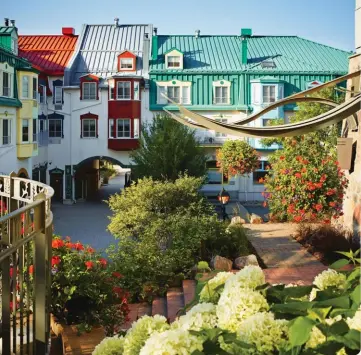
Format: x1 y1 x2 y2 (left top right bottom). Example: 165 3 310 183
49 119 62 138
121 58 133 69
134 118 139 138
109 119 114 138
168 56 180 67
55 87 62 104
116 119 131 138
22 119 29 142
3 72 10 97
134 81 139 100
33 78 37 99
117 82 131 99
2 119 10 145
22 76 29 98
182 86 189 104
33 118 37 141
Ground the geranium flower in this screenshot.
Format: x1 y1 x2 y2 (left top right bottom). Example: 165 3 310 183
29 265 34 274
52 239 64 249
65 242 75 249
74 242 84 251
293 215 302 223
10 267 13 278
21 227 25 234
112 271 123 279
326 189 336 196
52 256 61 267
294 173 302 179
87 247 95 253
329 201 336 207
98 258 107 267
315 204 323 212
85 261 94 270
280 156 285 160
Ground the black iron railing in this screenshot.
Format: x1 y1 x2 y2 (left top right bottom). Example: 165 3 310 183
0 173 54 354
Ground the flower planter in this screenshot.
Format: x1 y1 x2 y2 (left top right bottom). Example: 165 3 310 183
50 314 105 355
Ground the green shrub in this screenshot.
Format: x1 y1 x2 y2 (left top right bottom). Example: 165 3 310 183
197 261 211 273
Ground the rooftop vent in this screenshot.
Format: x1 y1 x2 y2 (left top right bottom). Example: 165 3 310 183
62 27 75 36
195 29 200 38
10 20 15 27
4 18 9 26
114 18 119 27
154 27 158 35
261 59 276 69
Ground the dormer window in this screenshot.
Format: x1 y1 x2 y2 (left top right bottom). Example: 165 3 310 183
165 49 184 69
117 51 136 72
80 74 99 100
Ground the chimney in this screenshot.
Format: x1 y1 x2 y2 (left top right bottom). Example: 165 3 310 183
152 27 158 61
195 29 200 39
114 18 119 27
62 27 75 36
10 20 15 27
143 32 150 76
4 18 9 26
240 28 252 65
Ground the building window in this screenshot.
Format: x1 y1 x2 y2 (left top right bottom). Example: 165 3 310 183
22 76 29 98
33 118 37 142
82 119 97 138
2 72 11 97
22 119 29 142
253 161 271 184
39 119 47 132
120 58 133 70
215 117 227 137
262 85 276 104
167 86 180 103
263 118 272 127
2 119 11 145
134 118 140 138
117 81 131 100
109 80 115 100
82 82 97 100
116 119 131 138
214 86 229 104
109 119 115 138
157 81 191 104
54 86 62 104
49 119 63 138
38 85 46 104
167 56 181 68
32 77 37 100
205 161 229 185
134 81 140 100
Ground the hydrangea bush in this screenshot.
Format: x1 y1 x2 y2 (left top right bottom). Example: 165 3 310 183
94 257 360 355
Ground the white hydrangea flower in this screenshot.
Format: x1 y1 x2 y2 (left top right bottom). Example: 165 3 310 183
123 315 170 355
199 272 233 303
305 326 326 349
313 269 347 291
217 288 269 332
236 312 289 354
225 265 265 292
346 306 361 331
172 303 217 331
139 329 203 355
92 336 125 355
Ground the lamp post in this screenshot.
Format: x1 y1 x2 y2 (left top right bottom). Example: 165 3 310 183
218 187 230 221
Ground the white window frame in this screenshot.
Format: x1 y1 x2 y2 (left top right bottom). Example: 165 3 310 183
156 80 191 105
109 80 115 100
2 71 12 98
116 81 131 100
48 119 63 138
134 81 140 100
262 85 276 104
82 119 97 138
32 77 37 100
2 118 11 145
214 117 228 137
166 56 181 68
82 82 97 100
22 119 29 143
212 80 231 105
109 119 115 138
54 86 62 105
120 58 134 70
116 119 131 138
133 118 140 138
22 76 29 99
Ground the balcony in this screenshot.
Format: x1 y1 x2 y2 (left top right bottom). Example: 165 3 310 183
0 174 54 354
108 138 139 151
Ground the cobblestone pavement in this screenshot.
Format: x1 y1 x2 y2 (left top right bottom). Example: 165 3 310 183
52 175 124 251
245 223 327 279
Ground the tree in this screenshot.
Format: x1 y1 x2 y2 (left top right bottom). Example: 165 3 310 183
130 114 207 181
216 140 260 177
262 87 348 223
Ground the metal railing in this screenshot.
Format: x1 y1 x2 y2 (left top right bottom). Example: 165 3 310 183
0 173 54 354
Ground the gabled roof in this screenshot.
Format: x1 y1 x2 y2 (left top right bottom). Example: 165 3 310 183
65 24 152 85
18 34 78 75
0 26 17 35
150 35 351 74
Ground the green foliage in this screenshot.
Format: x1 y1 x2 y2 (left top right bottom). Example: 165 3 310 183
262 87 348 222
197 261 211 273
107 175 229 301
216 140 260 177
130 114 207 181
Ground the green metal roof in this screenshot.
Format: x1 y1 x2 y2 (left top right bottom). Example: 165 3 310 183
150 35 351 74
0 26 16 35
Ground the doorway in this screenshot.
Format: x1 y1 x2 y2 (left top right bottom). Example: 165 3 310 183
49 168 64 202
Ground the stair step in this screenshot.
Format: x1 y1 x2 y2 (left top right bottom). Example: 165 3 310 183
166 287 184 323
123 302 152 329
182 280 196 308
152 297 167 318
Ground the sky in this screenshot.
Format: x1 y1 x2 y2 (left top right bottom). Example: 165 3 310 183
2 0 356 51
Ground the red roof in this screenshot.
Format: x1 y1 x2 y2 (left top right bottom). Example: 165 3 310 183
18 35 78 75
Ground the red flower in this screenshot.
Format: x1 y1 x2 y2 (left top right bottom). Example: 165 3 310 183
21 227 25 234
29 265 34 274
52 239 65 249
280 156 285 161
323 219 331 224
329 201 336 207
85 261 94 270
287 204 295 214
74 242 84 251
52 256 61 267
301 168 307 173
98 258 107 267
258 177 265 184
320 174 327 183
294 173 302 179
10 267 13 278
21 213 25 222
296 156 302 161
315 183 323 189
315 204 323 212
112 271 123 279
87 247 95 254
326 189 336 196
65 242 75 249
113 286 123 296
302 159 309 165
293 215 303 223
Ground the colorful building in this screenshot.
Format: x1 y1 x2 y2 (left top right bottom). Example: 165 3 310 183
0 19 39 178
147 28 351 201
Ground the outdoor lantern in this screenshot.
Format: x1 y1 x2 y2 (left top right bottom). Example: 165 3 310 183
218 188 230 205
